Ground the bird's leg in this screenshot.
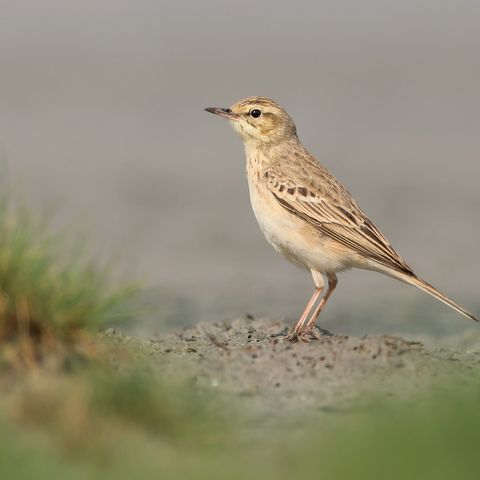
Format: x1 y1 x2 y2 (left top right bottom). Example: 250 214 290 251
270 289 320 340
292 287 324 335
289 271 326 339
302 273 338 336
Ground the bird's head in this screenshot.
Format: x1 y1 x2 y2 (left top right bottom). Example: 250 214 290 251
205 96 297 145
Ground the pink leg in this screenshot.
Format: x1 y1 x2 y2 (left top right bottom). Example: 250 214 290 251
303 273 338 331
292 286 324 334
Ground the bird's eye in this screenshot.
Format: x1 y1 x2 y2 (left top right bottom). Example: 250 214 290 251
250 109 262 118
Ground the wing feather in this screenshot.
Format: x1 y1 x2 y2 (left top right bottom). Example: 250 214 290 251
266 171 413 274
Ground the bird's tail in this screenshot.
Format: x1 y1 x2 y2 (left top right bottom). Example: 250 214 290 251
386 269 478 322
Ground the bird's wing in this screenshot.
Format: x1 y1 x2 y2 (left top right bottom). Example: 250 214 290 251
264 169 413 275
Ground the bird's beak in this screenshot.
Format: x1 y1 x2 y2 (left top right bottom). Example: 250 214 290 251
204 107 239 120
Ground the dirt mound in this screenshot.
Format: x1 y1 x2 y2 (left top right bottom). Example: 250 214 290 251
106 316 480 414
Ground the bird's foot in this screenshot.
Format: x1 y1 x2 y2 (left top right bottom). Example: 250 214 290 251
285 330 300 342
269 326 334 343
295 326 335 342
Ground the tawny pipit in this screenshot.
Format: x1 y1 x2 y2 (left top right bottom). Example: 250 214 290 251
205 96 478 338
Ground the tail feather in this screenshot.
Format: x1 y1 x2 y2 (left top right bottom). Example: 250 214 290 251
389 270 478 322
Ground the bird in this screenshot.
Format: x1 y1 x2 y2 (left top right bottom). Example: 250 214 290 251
205 96 478 340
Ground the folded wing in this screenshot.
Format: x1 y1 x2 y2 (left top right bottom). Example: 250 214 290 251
265 170 413 275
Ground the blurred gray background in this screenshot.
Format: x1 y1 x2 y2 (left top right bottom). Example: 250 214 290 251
1 1 479 341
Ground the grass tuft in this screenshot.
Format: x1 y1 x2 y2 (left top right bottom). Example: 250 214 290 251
0 195 134 366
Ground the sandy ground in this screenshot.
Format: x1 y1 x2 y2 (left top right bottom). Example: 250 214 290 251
104 316 480 416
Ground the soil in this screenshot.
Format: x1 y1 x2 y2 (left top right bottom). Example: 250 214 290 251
104 316 480 416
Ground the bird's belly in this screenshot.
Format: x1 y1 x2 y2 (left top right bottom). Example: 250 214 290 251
248 182 351 273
